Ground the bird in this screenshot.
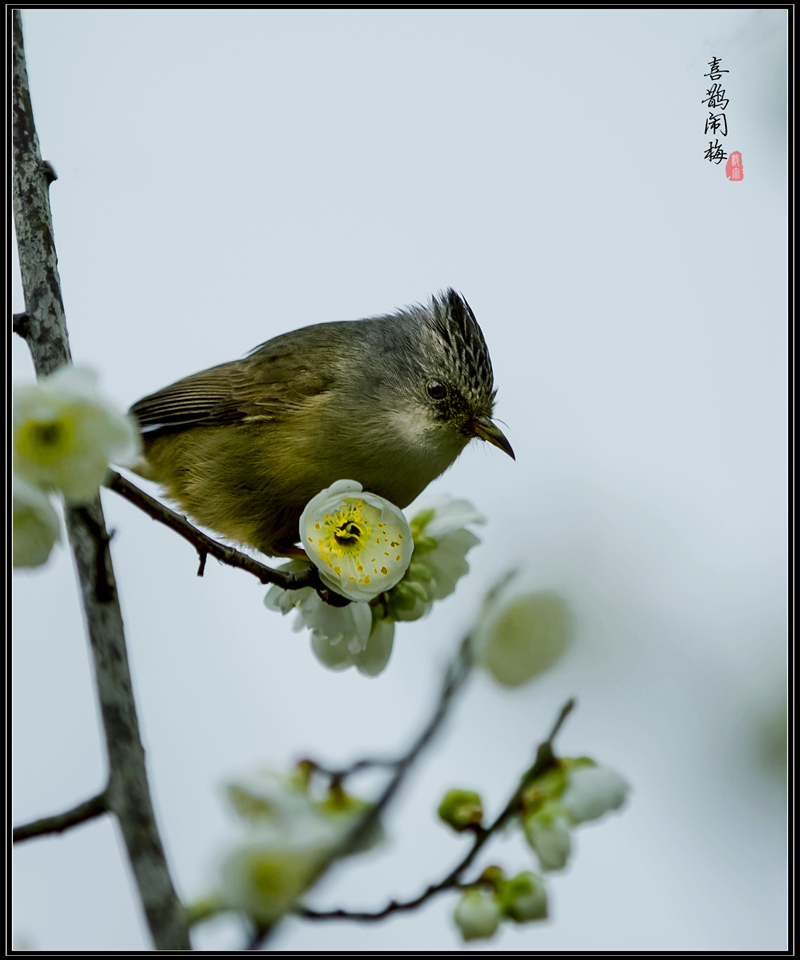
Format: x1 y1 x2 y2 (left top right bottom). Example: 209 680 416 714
129 289 514 558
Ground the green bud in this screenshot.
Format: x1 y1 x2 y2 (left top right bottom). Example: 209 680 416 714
522 804 572 871
185 895 224 927
437 789 483 831
369 596 388 621
478 865 505 889
453 888 501 941
519 764 568 814
407 560 434 582
405 580 430 602
410 508 436 538
384 582 418 613
410 533 437 555
497 871 548 922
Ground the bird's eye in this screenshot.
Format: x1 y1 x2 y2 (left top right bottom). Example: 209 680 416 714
426 380 448 401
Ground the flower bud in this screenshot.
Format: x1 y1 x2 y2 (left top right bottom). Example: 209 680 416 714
522 806 572 871
497 871 548 922
472 577 572 687
13 476 61 569
437 789 483 832
453 887 502 941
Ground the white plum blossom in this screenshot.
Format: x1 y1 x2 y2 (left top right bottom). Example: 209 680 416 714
265 564 395 677
218 824 335 926
311 615 395 678
390 495 486 622
13 365 140 502
13 475 61 569
299 480 413 602
266 493 485 676
471 575 572 687
226 769 315 824
215 767 382 925
560 763 630 824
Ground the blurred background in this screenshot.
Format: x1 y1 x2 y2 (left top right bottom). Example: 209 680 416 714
12 9 787 951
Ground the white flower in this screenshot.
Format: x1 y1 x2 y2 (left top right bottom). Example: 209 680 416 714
217 768 382 924
265 563 396 677
560 764 629 824
311 615 395 678
226 769 314 824
13 475 61 569
13 366 140 502
453 887 502 941
471 575 572 687
421 495 487 540
268 492 485 675
264 560 313 615
218 824 334 925
299 480 413 602
391 495 485 622
522 809 572 871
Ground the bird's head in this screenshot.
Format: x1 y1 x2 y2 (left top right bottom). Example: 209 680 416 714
402 289 514 462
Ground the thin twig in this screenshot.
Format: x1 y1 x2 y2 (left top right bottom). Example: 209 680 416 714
12 12 190 949
334 635 474 860
296 698 576 922
247 637 474 949
310 756 399 781
13 792 108 844
108 471 328 593
305 660 475 783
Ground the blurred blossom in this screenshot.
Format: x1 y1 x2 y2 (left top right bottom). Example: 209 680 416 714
471 574 572 687
226 769 314 824
497 871 548 922
453 887 501 941
522 806 572 871
218 827 335 925
13 475 61 569
299 480 413 601
13 366 139 501
215 768 382 925
315 781 385 855
437 789 484 832
560 762 630 824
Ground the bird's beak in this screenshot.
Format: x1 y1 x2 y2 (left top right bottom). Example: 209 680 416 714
470 415 515 460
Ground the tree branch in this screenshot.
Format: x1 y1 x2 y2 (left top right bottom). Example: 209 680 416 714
245 636 474 948
12 12 190 950
296 698 576 922
13 792 109 844
108 471 329 592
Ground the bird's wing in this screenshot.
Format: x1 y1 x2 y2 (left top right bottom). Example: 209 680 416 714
130 331 338 432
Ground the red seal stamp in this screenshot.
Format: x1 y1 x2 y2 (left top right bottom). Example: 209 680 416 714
725 151 743 181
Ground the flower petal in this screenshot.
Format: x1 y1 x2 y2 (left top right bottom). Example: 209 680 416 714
299 481 413 601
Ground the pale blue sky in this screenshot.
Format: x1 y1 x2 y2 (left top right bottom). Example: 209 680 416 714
13 8 787 951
